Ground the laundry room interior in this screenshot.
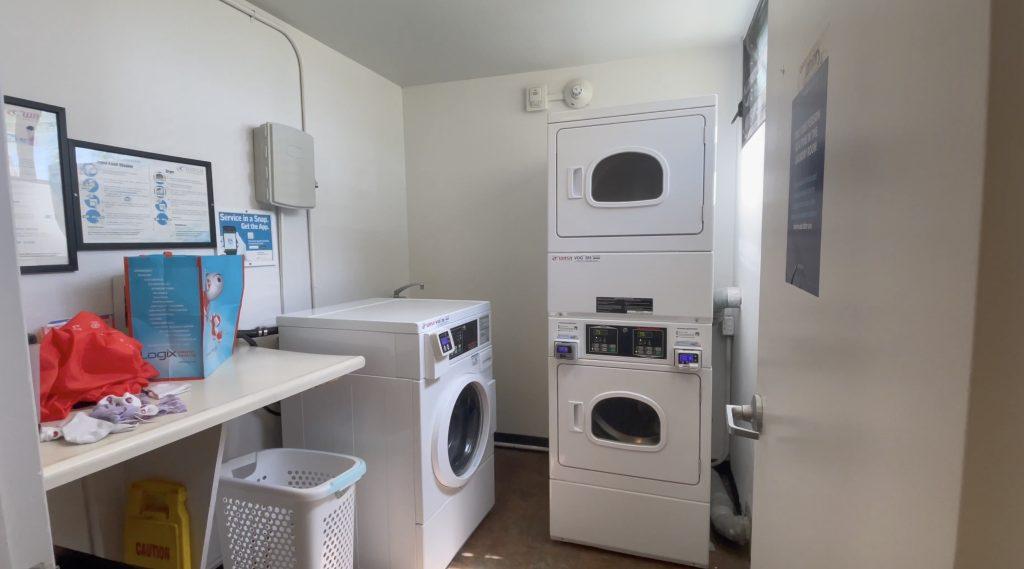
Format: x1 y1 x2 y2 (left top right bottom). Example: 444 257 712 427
1 1 1022 569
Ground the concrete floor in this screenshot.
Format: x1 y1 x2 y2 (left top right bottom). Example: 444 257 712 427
449 448 750 569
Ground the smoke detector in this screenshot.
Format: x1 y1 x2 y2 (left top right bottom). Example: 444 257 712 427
563 79 593 109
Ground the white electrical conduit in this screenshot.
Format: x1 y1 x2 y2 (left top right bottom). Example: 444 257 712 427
216 0 319 310
710 316 736 467
712 287 742 467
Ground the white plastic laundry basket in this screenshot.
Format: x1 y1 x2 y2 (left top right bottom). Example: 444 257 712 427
216 448 366 569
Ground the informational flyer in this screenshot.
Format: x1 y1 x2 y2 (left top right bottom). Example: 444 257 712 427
4 102 71 267
74 143 214 247
785 58 829 297
217 210 276 267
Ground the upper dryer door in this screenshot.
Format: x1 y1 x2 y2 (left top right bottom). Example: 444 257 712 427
555 114 707 242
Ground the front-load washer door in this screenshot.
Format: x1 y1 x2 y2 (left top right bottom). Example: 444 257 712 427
433 375 494 489
557 364 701 484
555 115 706 239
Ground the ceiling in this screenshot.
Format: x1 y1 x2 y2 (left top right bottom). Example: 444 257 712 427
249 0 758 87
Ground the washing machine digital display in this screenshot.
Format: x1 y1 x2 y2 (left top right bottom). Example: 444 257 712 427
449 319 479 359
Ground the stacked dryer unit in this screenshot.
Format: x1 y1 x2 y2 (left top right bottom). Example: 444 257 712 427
547 97 716 567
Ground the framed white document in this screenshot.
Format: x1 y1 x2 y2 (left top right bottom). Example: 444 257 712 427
3 97 77 273
71 140 216 249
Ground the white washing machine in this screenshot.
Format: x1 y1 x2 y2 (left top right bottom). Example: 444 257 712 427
547 97 717 318
277 298 496 569
548 315 712 567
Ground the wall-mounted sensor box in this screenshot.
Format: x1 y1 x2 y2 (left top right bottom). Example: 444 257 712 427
253 122 316 209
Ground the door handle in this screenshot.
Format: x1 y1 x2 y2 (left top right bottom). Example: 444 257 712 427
567 167 584 199
569 401 584 432
726 394 764 440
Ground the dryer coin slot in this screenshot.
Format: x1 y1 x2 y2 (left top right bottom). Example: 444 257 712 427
554 340 579 360
674 348 702 370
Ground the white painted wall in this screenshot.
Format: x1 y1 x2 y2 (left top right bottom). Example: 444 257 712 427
0 0 408 461
730 124 764 511
0 0 409 332
1 2 409 555
403 47 742 438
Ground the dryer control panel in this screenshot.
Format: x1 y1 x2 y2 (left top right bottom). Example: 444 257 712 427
585 325 666 359
550 317 711 369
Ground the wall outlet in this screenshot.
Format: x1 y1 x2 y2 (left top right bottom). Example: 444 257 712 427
525 84 548 112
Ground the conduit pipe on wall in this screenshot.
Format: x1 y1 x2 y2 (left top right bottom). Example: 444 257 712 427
713 287 741 466
216 0 319 310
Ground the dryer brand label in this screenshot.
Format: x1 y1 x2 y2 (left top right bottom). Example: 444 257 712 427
597 297 654 314
676 328 701 339
550 254 602 263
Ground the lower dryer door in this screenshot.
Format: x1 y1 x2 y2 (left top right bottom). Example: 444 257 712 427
557 363 701 484
433 375 494 489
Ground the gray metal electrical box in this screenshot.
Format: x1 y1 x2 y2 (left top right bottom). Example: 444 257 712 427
253 122 316 209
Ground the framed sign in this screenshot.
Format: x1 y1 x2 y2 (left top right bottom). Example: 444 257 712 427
3 96 78 273
70 140 216 250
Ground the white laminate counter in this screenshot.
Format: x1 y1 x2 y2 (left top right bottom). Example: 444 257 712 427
39 346 364 490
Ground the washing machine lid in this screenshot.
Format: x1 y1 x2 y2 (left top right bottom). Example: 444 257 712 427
278 298 490 334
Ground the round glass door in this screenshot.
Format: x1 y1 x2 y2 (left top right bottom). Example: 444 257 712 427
590 151 665 204
591 396 662 447
434 376 492 489
448 384 483 476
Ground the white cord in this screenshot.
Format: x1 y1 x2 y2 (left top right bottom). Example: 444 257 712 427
217 0 318 309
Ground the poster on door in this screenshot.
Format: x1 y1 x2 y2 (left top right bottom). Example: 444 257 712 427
785 57 828 296
217 210 276 267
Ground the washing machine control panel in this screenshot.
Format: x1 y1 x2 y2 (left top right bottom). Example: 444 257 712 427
448 319 479 359
433 317 484 361
585 325 666 359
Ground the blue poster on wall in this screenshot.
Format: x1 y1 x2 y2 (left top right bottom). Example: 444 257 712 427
785 58 828 296
217 210 275 267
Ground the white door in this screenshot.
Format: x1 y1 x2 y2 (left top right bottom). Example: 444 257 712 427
555 115 707 240
0 86 56 568
746 2 989 568
557 364 701 484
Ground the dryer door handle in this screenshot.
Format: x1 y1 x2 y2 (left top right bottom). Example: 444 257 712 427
569 401 584 433
567 167 584 199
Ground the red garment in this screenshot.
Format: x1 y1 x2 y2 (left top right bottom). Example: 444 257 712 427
39 312 158 422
